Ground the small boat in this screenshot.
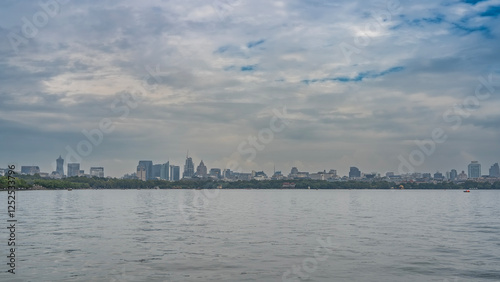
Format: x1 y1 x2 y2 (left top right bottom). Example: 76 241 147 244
463 190 470 193
67 188 72 191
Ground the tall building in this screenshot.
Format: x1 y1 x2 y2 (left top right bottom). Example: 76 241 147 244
450 169 458 181
196 160 207 178
183 156 195 178
152 164 162 179
160 162 169 180
468 161 481 179
21 166 40 175
290 167 299 175
136 165 147 181
349 167 361 178
90 167 104 178
170 165 180 181
433 171 444 180
67 163 80 177
138 161 153 180
489 163 500 178
209 168 221 179
56 155 64 177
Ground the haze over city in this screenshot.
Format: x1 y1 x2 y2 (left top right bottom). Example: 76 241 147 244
1 0 500 177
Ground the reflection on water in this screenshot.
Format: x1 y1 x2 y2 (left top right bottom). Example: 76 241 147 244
1 189 499 281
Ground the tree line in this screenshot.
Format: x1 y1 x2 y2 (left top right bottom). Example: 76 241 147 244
1 174 500 190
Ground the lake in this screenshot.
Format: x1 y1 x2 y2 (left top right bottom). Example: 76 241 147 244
1 189 499 281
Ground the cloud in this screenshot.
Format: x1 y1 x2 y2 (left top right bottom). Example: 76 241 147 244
0 0 499 177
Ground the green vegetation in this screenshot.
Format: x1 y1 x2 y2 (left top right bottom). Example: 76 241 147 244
1 174 499 190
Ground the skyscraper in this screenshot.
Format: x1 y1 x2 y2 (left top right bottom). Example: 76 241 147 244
196 160 207 178
67 163 80 177
152 164 162 179
450 169 457 181
349 167 361 178
183 155 195 178
137 165 146 181
56 155 64 177
489 163 500 178
170 165 180 181
138 160 153 180
468 161 481 179
160 162 170 180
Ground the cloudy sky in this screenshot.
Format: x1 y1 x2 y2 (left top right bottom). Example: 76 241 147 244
1 0 499 177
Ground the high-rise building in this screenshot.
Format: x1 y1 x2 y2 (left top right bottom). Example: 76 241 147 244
90 167 104 178
450 169 457 181
152 164 162 179
67 163 80 177
209 168 221 179
170 165 180 181
183 156 195 178
196 160 207 178
468 161 481 179
489 163 500 178
56 155 64 177
160 162 170 180
349 167 361 178
21 166 40 175
433 171 444 180
137 165 147 181
138 161 153 180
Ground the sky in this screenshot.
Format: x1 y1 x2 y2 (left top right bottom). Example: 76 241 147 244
0 0 499 178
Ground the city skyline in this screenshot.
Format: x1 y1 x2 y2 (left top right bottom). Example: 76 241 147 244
4 154 500 181
1 1 499 178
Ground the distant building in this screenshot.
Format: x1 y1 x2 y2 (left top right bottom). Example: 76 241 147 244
138 161 153 180
160 162 170 180
170 165 180 181
196 160 207 178
21 166 40 175
450 169 457 181
422 173 431 179
56 155 64 177
468 161 481 179
183 156 195 178
489 163 500 178
433 172 444 181
349 167 361 178
457 170 468 181
290 167 299 176
152 164 162 179
78 170 85 176
223 169 232 179
67 163 80 177
90 167 104 178
209 168 221 179
253 171 268 180
136 165 147 181
271 171 284 180
386 172 395 177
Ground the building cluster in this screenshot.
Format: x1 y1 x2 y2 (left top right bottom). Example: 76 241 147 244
385 161 500 184
0 155 105 179
2 155 499 185
126 158 500 184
